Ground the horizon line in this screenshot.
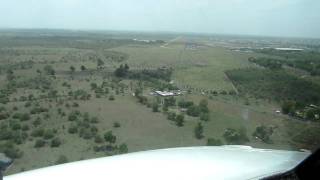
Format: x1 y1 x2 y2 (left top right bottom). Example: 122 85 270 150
0 27 319 40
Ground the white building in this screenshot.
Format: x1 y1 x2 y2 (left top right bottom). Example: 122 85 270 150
155 91 175 97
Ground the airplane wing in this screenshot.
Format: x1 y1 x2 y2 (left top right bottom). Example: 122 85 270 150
4 146 310 180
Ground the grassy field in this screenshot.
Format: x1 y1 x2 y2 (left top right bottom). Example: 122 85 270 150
113 41 256 91
0 31 318 175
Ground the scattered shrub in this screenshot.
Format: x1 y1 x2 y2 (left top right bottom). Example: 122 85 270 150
113 122 121 128
194 122 204 139
118 143 128 154
104 131 116 144
51 137 62 147
34 139 46 148
55 155 68 165
207 138 223 146
94 135 104 143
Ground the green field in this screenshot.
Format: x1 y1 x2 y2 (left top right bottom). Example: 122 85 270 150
0 31 319 175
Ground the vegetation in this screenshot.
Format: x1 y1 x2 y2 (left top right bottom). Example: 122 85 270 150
55 155 69 165
50 137 62 147
223 128 249 144
207 138 223 146
227 68 320 106
0 30 318 175
34 139 46 148
252 125 274 143
253 50 320 76
104 131 116 144
194 122 204 139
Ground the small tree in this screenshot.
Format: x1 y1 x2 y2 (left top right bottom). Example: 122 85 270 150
113 122 121 128
31 128 45 137
281 101 296 115
94 135 104 143
104 131 116 144
199 99 209 113
187 105 201 117
109 95 115 101
80 65 86 71
194 122 204 139
20 113 30 121
68 125 78 134
252 125 273 143
97 59 104 69
175 114 184 127
162 104 169 112
68 112 78 121
21 124 30 131
43 129 55 139
90 83 98 90
70 66 75 73
34 139 46 148
43 65 55 76
167 112 176 121
55 155 68 165
118 143 128 154
223 128 249 144
152 102 159 112
207 138 223 146
51 137 62 147
200 113 210 121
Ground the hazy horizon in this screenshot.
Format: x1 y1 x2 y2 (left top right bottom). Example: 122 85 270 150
0 0 319 38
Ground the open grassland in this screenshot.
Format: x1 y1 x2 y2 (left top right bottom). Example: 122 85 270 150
0 31 319 175
113 42 256 91
6 92 305 174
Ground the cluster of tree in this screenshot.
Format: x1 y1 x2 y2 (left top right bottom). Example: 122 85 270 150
7 74 52 92
134 88 148 106
104 131 116 144
69 89 91 100
12 112 30 121
128 68 173 82
186 99 210 121
164 97 176 107
194 122 204 139
31 128 61 148
66 110 128 155
178 100 194 108
167 112 185 127
43 65 55 76
114 64 130 77
207 138 223 146
289 125 320 151
93 130 128 155
251 50 320 76
30 107 49 115
103 51 128 62
90 81 123 99
226 68 320 106
223 128 249 144
282 101 320 121
67 111 100 140
0 121 28 145
0 61 34 75
114 64 173 82
0 141 23 159
93 143 128 155
248 57 282 70
55 155 69 165
252 125 274 143
34 137 62 148
0 91 10 104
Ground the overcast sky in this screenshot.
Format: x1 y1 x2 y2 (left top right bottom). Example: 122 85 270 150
0 0 319 38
